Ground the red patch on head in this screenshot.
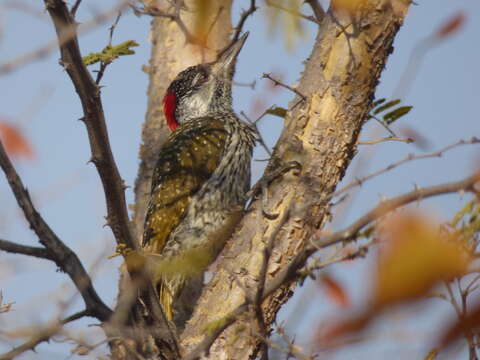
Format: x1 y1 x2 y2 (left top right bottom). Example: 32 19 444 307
163 91 179 131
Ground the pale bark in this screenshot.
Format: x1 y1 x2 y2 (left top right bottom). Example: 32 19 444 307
180 1 411 359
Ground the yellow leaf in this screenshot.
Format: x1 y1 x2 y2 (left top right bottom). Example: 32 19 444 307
192 0 212 47
265 0 306 51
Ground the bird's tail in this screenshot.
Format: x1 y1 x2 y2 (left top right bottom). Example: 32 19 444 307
159 280 174 321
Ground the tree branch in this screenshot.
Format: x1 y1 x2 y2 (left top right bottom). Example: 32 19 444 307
334 137 480 199
43 0 135 251
0 239 54 261
0 141 112 322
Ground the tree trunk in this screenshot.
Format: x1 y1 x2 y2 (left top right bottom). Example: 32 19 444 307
181 1 410 358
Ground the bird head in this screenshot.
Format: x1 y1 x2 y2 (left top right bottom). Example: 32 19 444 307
162 32 249 131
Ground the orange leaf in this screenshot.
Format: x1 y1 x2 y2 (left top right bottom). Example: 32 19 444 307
0 121 34 160
373 213 470 308
435 12 466 39
319 273 350 308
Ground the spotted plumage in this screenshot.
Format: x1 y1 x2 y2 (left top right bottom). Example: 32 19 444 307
142 33 256 326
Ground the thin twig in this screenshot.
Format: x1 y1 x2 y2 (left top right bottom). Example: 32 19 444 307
333 137 480 199
370 114 397 137
217 0 257 58
95 10 123 84
70 0 82 16
0 309 92 360
263 73 306 101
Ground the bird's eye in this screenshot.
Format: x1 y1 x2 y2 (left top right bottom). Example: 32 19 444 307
191 70 209 87
191 73 203 87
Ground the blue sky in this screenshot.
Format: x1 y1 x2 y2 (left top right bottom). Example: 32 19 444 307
0 0 479 358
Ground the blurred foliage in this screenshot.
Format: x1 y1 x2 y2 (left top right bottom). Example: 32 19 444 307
317 212 473 347
318 273 350 308
374 213 470 308
265 0 306 50
192 0 213 47
83 40 139 66
330 0 369 15
0 121 34 160
434 12 466 40
437 199 480 348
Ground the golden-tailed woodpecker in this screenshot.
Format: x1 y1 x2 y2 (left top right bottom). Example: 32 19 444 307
142 33 256 326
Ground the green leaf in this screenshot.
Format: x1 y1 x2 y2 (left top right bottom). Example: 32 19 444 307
266 106 288 118
373 99 401 115
83 40 139 66
383 106 413 124
372 98 386 107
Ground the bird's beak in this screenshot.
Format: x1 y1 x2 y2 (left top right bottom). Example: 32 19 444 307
213 32 249 77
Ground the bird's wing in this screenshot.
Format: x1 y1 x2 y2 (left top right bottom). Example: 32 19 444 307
142 117 228 253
